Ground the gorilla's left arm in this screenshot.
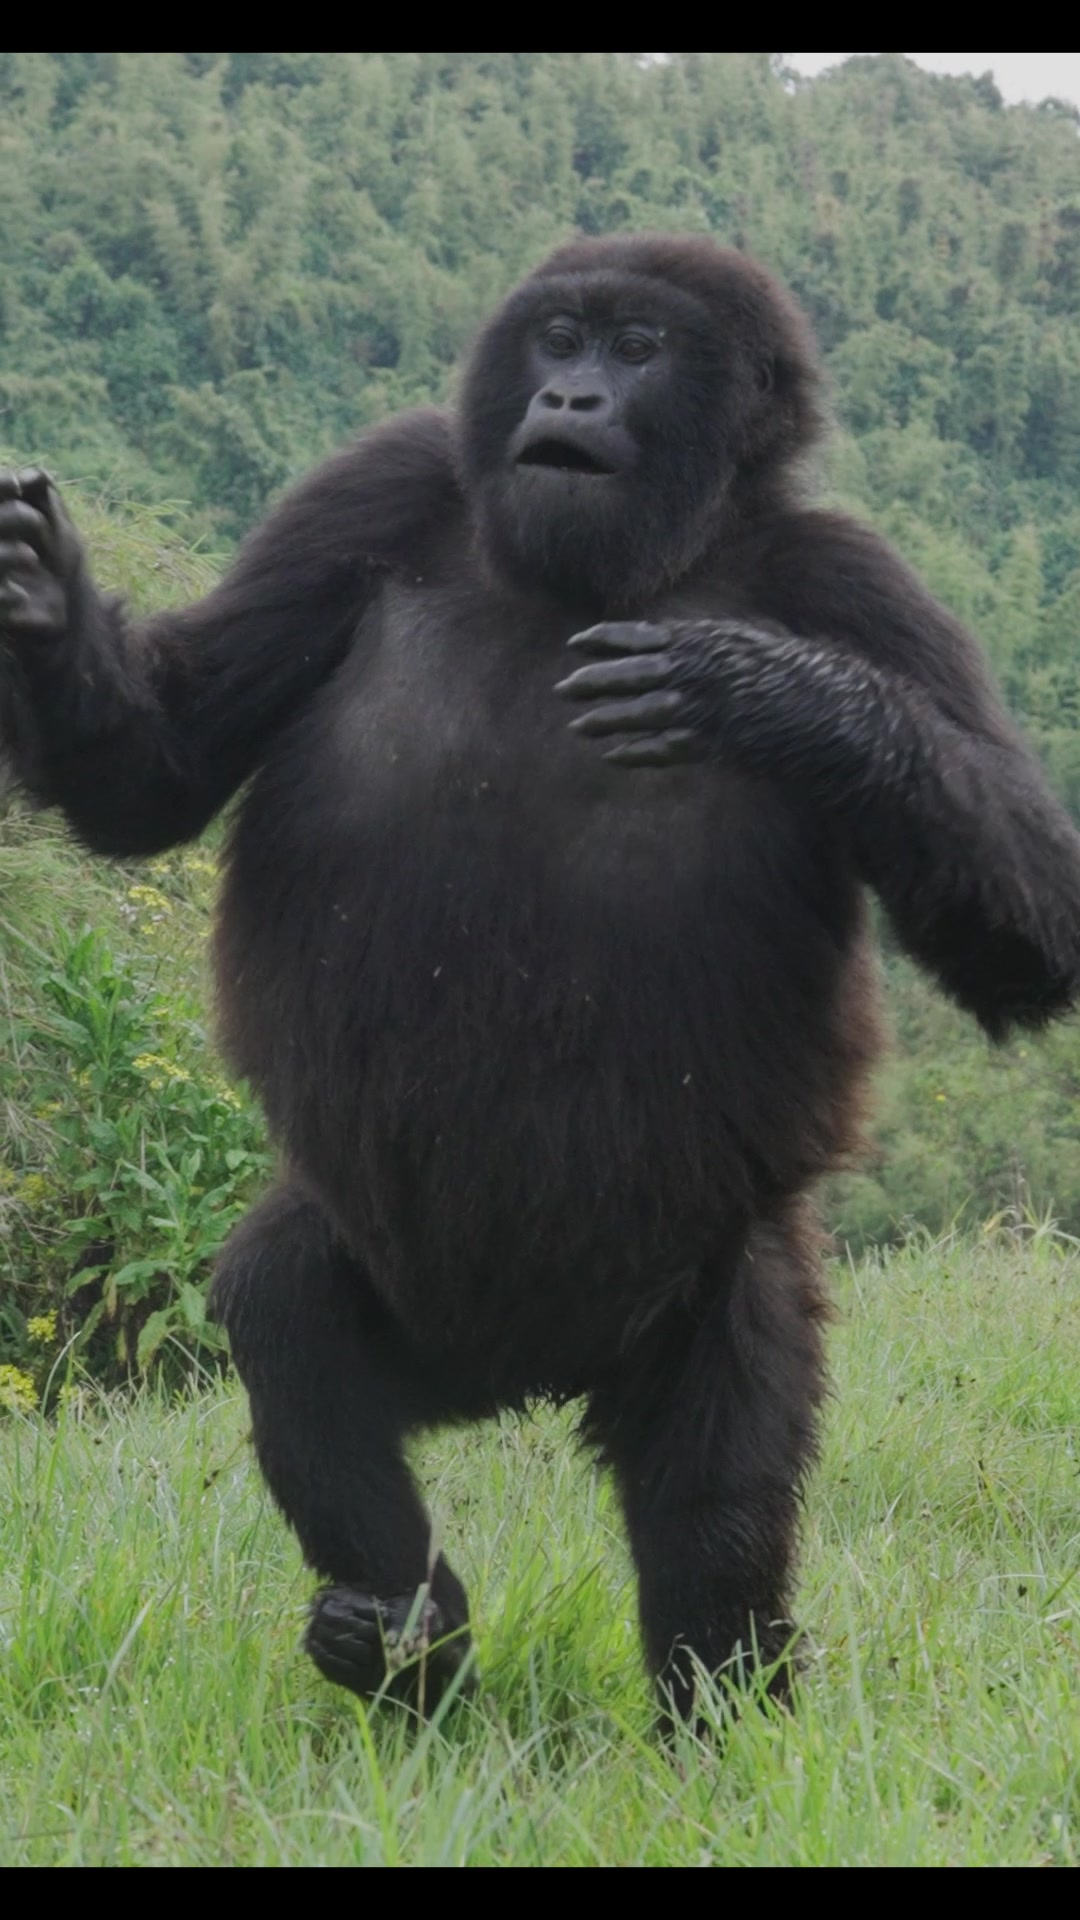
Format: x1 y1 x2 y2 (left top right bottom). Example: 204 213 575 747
557 516 1080 1038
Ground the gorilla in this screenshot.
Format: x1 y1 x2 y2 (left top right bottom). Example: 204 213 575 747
3 233 1080 1728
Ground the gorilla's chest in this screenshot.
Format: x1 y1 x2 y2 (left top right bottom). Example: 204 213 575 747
222 576 859 1221
318 578 720 896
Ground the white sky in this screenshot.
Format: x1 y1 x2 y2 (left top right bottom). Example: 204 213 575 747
785 52 1080 110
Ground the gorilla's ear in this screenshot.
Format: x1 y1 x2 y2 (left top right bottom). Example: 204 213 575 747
755 357 775 395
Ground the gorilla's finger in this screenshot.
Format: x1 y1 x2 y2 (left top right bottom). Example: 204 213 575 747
0 476 75 573
0 577 30 613
0 466 53 499
0 571 68 633
568 691 685 737
554 653 674 700
603 729 700 766
14 468 55 510
0 502 53 553
567 620 671 657
0 539 43 572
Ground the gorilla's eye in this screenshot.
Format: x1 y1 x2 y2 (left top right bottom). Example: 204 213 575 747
544 325 579 358
614 333 656 364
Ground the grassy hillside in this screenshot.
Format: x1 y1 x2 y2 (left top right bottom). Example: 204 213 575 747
2 1234 1078 1864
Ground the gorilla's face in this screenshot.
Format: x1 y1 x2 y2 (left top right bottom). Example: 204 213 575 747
459 268 756 609
507 304 663 482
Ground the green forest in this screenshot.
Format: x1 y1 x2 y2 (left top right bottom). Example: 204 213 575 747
4 50 1080 1389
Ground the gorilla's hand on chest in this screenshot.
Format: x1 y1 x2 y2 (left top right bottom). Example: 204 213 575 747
556 615 877 781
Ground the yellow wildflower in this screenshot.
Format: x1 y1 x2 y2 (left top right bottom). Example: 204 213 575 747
0 1365 38 1412
127 884 172 915
27 1312 58 1344
132 1053 192 1085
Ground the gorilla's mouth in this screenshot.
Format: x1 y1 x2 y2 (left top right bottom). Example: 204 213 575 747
515 438 616 476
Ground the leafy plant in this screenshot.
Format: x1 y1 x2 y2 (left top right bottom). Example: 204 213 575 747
2 904 268 1393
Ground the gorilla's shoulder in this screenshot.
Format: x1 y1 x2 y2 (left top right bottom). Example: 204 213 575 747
346 407 458 493
262 409 464 577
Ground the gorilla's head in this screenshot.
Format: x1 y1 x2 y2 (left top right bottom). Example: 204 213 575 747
458 233 825 608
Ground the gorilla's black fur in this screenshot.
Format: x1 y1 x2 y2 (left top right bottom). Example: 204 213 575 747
4 234 1080 1726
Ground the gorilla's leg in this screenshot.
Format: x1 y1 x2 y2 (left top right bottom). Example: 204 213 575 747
209 1184 472 1709
587 1210 827 1730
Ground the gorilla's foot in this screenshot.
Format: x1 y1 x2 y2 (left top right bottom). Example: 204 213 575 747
305 1584 475 1711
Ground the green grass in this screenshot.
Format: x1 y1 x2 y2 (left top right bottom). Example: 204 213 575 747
1 1232 1078 1866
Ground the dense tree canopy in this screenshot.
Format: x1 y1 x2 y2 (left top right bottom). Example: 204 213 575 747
4 51 1080 789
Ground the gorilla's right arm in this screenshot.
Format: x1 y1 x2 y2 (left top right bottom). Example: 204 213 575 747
0 414 455 856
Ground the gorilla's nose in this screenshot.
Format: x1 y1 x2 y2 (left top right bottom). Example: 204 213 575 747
535 383 609 416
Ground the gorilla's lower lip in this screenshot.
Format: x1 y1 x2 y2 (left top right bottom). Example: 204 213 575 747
515 440 616 476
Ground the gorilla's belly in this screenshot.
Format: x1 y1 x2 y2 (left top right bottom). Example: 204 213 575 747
216 726 868 1375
